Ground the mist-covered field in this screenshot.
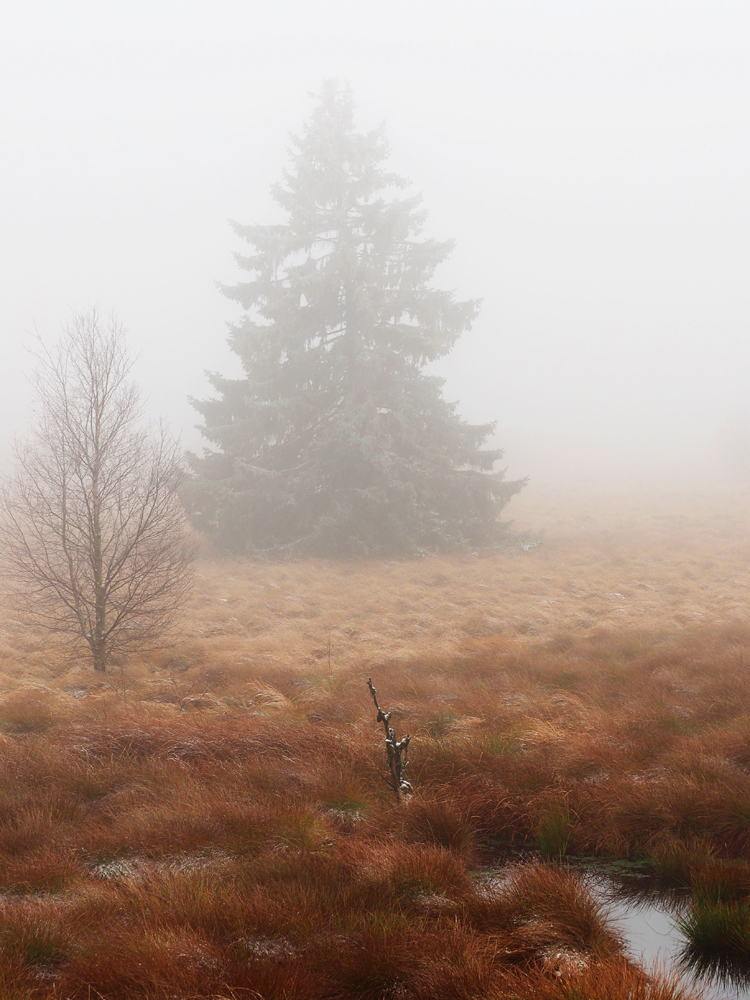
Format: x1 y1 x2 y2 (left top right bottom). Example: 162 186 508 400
0 485 746 997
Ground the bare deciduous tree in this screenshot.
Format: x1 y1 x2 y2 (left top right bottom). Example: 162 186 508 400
0 309 194 672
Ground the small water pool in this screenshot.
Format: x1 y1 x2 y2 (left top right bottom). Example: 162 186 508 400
584 862 750 1000
481 857 750 999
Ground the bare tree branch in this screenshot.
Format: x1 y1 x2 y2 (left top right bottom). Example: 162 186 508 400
0 309 195 672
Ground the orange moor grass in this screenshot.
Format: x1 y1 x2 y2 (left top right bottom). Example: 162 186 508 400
0 707 701 998
0 484 746 996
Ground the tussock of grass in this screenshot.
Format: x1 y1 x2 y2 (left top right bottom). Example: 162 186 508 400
501 958 693 1000
679 898 750 953
536 801 574 857
388 793 479 859
679 897 750 988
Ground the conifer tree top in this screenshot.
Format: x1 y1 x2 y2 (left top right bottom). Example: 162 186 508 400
186 83 526 557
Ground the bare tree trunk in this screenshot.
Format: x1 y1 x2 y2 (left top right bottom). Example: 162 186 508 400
91 435 107 670
92 642 107 673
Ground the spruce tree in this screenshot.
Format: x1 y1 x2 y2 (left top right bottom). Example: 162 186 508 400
187 83 525 557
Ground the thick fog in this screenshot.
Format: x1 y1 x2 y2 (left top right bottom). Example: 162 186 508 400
1 1 748 488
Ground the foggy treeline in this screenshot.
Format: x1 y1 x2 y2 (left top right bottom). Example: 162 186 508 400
1 2 749 490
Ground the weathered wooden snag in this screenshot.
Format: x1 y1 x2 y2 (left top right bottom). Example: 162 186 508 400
367 677 412 800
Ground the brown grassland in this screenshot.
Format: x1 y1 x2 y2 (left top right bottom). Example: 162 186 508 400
0 482 749 998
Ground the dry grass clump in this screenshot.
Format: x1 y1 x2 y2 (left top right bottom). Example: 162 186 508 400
500 959 693 1000
393 792 480 860
465 860 621 957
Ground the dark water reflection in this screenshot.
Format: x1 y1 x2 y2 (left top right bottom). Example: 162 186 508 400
482 857 750 999
580 861 750 1000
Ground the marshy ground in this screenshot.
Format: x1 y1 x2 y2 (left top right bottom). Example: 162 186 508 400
0 482 748 998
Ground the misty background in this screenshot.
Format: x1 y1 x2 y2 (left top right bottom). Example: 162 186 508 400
1 0 748 488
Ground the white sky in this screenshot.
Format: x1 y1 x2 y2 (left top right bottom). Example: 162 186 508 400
1 1 748 486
